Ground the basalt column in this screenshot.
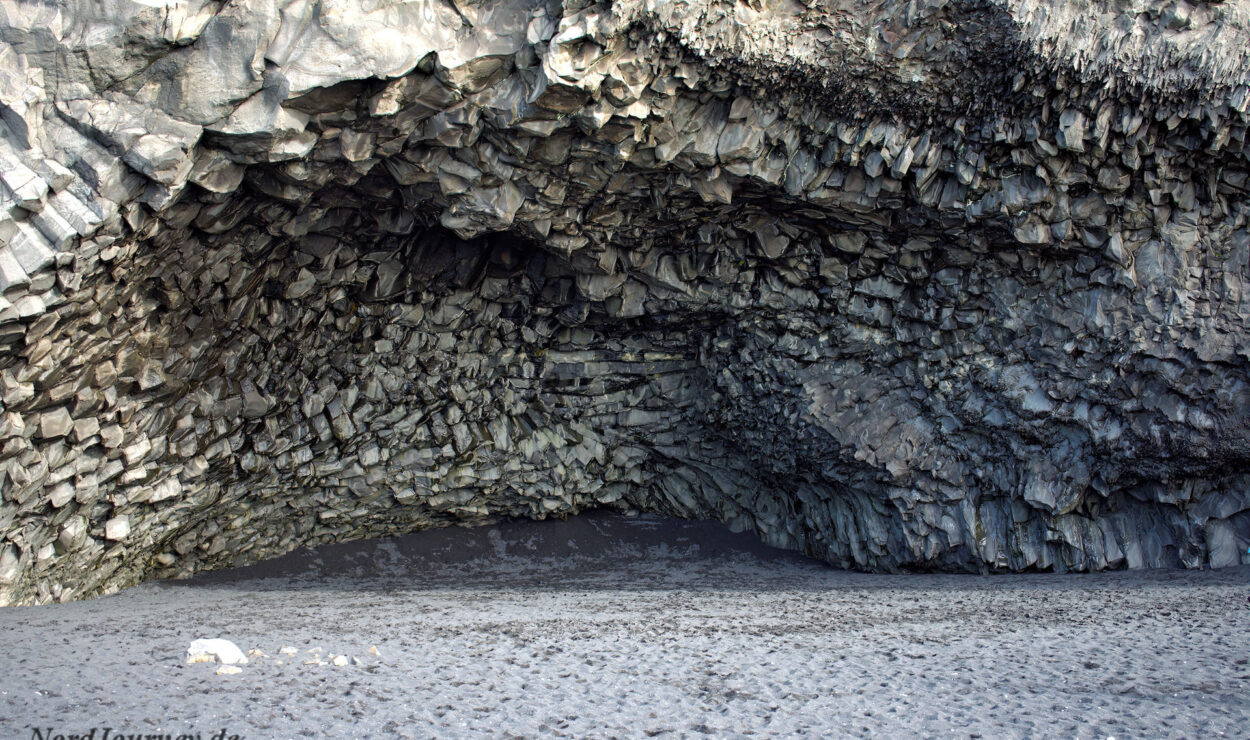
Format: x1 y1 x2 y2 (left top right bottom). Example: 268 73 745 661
1 0 1249 604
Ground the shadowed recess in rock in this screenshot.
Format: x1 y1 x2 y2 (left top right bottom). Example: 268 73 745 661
1 0 1250 604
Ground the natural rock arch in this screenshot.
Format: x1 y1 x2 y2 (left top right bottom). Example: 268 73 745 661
1 0 1249 604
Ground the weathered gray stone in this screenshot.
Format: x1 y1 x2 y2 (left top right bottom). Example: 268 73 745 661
38 408 73 439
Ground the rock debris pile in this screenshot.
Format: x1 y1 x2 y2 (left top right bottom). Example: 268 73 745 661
1 0 1249 604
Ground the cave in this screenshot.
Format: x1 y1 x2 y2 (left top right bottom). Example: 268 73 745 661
1 0 1249 605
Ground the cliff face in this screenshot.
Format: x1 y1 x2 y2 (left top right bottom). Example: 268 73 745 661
1 0 1249 604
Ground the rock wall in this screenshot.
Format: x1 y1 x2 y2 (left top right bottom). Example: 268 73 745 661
2 0 1250 604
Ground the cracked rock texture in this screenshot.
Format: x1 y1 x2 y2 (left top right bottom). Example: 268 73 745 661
1 0 1250 604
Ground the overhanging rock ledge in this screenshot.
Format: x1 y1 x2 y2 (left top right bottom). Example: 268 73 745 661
1 0 1249 604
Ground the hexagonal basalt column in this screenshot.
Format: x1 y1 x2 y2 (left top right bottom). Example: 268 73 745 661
1 0 1249 604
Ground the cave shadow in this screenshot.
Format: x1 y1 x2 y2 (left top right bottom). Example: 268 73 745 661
158 510 843 596
155 510 1247 597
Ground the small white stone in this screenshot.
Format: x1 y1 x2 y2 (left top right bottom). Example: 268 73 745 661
330 654 349 666
104 515 130 541
99 424 124 448
14 295 46 318
48 482 75 508
121 436 152 466
216 665 243 675
278 646 299 656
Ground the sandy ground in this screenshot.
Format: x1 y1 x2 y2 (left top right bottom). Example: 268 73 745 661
1 512 1248 739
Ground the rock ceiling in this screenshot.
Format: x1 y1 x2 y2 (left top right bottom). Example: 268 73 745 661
0 0 1249 603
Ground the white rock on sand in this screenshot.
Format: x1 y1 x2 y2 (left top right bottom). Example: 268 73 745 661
186 638 248 665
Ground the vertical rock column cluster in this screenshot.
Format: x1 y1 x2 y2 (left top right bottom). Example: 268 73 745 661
1 0 1250 604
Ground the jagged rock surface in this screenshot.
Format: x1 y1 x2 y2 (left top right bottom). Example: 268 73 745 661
1 0 1249 604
